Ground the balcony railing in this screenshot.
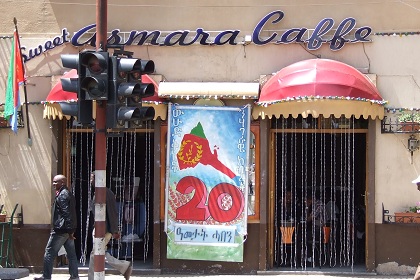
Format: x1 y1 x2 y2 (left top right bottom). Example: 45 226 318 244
381 109 420 134
382 204 420 224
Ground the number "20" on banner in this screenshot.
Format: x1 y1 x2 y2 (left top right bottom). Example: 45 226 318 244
175 176 245 223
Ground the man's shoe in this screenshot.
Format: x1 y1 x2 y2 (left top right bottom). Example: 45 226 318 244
123 262 132 280
34 277 50 280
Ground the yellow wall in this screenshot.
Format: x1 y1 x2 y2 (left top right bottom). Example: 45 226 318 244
0 106 52 224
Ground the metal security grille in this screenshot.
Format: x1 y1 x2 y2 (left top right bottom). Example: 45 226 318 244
273 116 367 270
66 120 154 267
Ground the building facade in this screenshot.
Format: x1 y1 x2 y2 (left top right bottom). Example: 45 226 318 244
1 0 420 275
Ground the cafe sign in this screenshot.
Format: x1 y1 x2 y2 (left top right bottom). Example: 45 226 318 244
22 10 372 62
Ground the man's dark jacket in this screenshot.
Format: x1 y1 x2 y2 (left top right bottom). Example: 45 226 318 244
91 188 119 234
52 186 77 233
105 188 119 234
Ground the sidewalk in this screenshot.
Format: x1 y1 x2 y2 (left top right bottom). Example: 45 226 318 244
22 262 415 280
22 271 414 280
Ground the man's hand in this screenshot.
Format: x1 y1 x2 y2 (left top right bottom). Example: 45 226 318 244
112 232 121 240
69 233 76 240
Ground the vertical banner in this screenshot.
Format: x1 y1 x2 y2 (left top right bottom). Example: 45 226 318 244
165 104 251 262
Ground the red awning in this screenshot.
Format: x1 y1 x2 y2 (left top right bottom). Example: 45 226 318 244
141 74 166 104
46 69 78 102
253 59 387 120
45 69 165 103
43 71 168 120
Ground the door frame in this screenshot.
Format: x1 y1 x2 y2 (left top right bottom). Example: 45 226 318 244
267 123 371 269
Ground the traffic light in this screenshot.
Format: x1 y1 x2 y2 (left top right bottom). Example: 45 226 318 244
79 51 109 100
106 56 155 129
60 53 93 124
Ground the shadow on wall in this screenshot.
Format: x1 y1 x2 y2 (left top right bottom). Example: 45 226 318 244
12 226 50 273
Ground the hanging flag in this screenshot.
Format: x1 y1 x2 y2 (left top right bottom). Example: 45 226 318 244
4 30 25 134
177 122 237 179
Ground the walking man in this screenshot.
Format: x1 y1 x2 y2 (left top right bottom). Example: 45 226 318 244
89 171 132 280
34 174 79 280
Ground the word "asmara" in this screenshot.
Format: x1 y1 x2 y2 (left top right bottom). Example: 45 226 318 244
22 10 371 62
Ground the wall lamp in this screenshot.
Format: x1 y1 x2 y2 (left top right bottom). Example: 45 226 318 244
408 134 419 153
408 134 419 164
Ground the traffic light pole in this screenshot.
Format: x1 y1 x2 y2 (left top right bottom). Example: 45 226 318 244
94 0 107 279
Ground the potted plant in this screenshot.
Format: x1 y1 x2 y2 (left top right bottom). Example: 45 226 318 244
0 111 8 128
409 203 420 213
398 111 420 131
395 202 420 223
0 209 7 223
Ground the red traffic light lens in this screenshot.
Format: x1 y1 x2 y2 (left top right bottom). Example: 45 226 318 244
80 52 108 74
87 56 104 74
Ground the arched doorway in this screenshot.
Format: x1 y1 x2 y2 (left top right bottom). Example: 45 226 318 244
253 58 386 271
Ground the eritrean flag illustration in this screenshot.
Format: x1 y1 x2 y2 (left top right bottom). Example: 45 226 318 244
176 122 236 179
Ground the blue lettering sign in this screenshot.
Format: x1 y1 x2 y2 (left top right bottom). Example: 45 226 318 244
252 10 284 45
20 10 373 61
127 30 161 46
162 30 192 46
329 17 355 51
214 30 240 45
173 28 211 46
23 28 70 62
108 29 123 45
307 18 334 50
72 24 96 47
277 28 307 44
353 26 371 42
